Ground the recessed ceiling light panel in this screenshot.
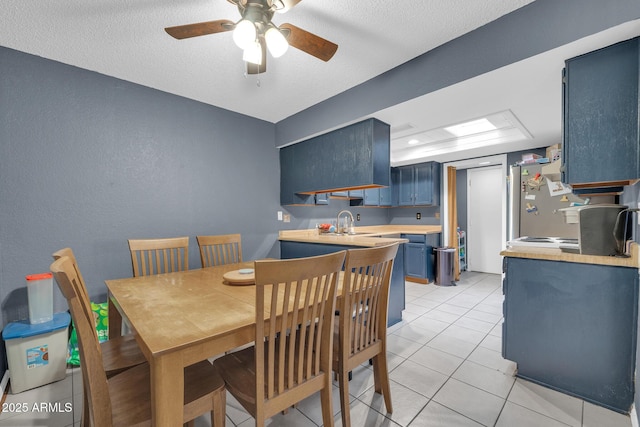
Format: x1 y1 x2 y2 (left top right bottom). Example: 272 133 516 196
444 118 497 137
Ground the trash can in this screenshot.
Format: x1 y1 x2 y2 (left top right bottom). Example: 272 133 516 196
433 247 456 286
3 312 70 393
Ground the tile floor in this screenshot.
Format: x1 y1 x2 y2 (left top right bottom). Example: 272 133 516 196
0 271 634 426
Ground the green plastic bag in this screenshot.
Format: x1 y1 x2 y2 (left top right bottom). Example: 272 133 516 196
67 302 109 365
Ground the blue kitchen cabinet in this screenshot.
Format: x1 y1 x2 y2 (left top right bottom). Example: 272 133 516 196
331 190 363 198
315 193 330 205
331 191 349 198
379 185 392 206
279 118 391 205
280 241 405 326
280 147 314 205
562 36 640 187
402 234 440 283
502 256 638 413
397 162 441 206
355 186 391 207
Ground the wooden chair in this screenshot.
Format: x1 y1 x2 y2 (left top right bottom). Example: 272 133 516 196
52 248 146 376
196 234 243 268
213 251 346 427
51 256 226 427
128 236 189 277
333 243 399 427
52 248 148 427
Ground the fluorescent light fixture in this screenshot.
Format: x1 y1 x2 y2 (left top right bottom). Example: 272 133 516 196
444 118 497 137
407 139 420 145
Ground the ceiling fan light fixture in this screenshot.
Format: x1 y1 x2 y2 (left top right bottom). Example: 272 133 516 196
233 19 256 49
243 40 263 65
265 26 288 57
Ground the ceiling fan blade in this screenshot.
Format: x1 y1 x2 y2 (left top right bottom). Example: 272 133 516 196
164 20 235 40
280 23 338 62
274 0 303 13
247 36 267 74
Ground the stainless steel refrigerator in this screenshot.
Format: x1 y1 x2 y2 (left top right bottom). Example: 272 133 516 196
508 164 581 240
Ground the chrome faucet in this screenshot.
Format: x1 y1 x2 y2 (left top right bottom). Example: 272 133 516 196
336 210 355 235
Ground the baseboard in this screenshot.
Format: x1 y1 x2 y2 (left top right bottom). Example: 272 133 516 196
405 276 429 284
630 405 638 427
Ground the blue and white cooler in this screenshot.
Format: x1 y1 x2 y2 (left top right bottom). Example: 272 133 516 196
3 312 70 393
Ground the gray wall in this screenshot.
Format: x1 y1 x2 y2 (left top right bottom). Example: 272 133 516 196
275 0 640 146
0 48 281 373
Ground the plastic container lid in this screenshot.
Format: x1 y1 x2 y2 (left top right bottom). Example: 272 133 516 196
25 272 53 281
2 312 70 340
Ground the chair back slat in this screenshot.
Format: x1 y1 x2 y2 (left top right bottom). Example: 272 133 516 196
51 248 99 342
196 234 243 268
254 251 345 403
340 244 399 359
128 237 189 277
51 256 113 427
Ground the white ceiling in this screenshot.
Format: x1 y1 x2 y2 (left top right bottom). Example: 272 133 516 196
2 1 639 164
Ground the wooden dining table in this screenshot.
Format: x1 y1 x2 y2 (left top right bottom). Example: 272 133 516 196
106 261 346 427
106 262 265 426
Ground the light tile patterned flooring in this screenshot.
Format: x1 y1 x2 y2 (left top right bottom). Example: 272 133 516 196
0 271 634 426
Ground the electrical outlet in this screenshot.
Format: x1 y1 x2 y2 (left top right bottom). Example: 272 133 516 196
283 214 291 223
416 213 421 220
356 214 361 221
277 211 283 221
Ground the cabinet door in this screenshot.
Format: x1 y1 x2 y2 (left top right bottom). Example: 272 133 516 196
379 186 391 206
564 37 640 184
363 188 380 206
503 257 638 412
414 163 433 205
315 193 330 205
398 166 415 206
404 243 426 278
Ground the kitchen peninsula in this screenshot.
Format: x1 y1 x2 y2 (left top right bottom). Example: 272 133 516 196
279 225 441 325
500 244 640 413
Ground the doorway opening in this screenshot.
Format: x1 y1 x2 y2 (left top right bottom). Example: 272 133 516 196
442 154 507 274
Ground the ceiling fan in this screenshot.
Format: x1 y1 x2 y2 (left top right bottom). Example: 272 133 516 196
165 0 338 74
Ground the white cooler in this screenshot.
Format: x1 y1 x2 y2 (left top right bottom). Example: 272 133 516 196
3 312 70 393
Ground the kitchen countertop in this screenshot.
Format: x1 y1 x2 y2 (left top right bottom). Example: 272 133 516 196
278 225 441 247
501 243 639 268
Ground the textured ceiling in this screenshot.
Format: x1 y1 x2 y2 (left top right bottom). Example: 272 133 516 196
1 0 536 123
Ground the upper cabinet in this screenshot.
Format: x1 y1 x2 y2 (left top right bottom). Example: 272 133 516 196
280 118 390 205
396 162 441 206
562 37 640 188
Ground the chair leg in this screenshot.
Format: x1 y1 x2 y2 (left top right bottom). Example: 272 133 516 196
211 389 226 427
338 368 351 427
320 377 335 427
81 391 90 427
372 354 393 414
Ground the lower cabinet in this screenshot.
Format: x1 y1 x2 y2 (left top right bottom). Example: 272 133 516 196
502 256 638 413
280 241 405 326
403 234 440 283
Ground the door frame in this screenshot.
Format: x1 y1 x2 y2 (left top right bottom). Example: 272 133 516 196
441 154 508 252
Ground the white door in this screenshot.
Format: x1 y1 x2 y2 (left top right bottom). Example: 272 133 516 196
467 166 503 274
